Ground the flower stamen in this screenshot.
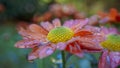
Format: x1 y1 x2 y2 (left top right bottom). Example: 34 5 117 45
101 34 120 51
47 26 74 43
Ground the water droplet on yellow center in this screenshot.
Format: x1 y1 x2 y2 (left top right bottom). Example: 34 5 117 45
47 26 74 43
101 34 120 51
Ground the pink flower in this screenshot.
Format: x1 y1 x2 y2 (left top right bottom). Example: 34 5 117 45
98 27 120 68
99 50 120 68
15 18 105 61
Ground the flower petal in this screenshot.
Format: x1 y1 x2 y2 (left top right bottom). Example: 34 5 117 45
29 24 48 35
109 8 118 21
63 19 75 28
52 18 61 28
56 42 67 50
40 21 54 31
100 26 118 35
28 46 39 61
74 30 93 37
98 50 111 68
65 37 83 57
70 19 88 32
83 25 101 33
28 43 55 60
15 39 40 48
78 35 104 51
17 23 47 41
109 52 120 68
16 23 30 39
38 44 55 59
63 19 88 31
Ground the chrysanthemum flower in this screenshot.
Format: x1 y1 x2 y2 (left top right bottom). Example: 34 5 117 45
98 27 120 68
15 18 105 61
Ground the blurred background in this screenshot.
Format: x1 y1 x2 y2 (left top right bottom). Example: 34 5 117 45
0 0 120 68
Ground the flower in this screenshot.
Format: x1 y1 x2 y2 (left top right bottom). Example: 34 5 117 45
98 8 120 23
15 18 105 61
98 27 120 68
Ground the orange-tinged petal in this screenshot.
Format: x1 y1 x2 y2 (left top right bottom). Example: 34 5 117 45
97 11 107 18
18 28 46 41
109 8 118 21
16 22 30 38
17 23 47 41
66 41 82 54
74 31 93 37
78 35 104 50
29 24 48 35
17 26 31 39
26 32 47 41
65 37 83 56
79 42 102 51
17 22 29 30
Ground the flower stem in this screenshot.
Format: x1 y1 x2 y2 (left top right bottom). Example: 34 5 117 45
61 51 66 68
36 59 44 68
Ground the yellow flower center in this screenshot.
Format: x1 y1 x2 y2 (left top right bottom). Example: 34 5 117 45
101 34 120 51
47 26 74 43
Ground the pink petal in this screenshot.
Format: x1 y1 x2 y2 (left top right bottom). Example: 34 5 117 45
109 52 120 68
99 17 110 24
63 19 75 28
100 26 118 35
15 39 40 48
88 15 99 25
56 42 67 50
98 50 111 68
99 50 120 68
63 19 88 32
28 55 38 61
72 19 89 32
52 18 61 28
83 25 101 33
40 21 54 31
28 43 55 60
38 44 55 59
